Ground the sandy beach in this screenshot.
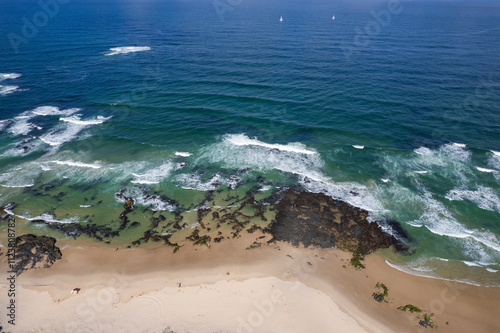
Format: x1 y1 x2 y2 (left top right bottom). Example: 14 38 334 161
1 233 499 333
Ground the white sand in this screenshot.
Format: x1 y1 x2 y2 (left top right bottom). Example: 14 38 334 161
13 277 366 333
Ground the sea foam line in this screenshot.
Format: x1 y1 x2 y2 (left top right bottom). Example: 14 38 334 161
105 46 151 56
384 260 482 286
60 115 112 125
50 160 102 169
225 134 316 155
4 210 82 224
0 73 22 81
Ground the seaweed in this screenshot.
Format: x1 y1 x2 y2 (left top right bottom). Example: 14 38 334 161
397 304 422 313
350 251 365 269
419 313 436 328
372 282 389 303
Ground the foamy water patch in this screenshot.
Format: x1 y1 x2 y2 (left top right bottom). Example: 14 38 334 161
60 114 112 125
9 116 35 135
175 173 227 191
301 177 387 213
200 134 323 181
446 186 500 212
0 85 20 95
413 143 471 164
384 260 482 286
0 120 10 131
131 161 176 184
408 192 500 255
1 137 44 157
0 164 41 189
40 114 110 146
39 123 86 146
115 188 176 211
0 73 22 81
225 134 317 155
50 160 102 169
32 106 80 116
476 167 495 173
8 211 83 223
175 152 192 157
105 46 151 56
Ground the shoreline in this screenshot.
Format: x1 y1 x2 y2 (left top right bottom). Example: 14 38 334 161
1 234 499 332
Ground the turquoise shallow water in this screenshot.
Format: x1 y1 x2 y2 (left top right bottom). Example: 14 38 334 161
0 0 499 285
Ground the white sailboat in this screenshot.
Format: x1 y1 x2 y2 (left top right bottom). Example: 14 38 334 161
279 16 283 22
332 15 335 20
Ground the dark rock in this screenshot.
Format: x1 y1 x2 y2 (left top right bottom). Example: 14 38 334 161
31 220 119 241
269 189 408 255
11 234 62 276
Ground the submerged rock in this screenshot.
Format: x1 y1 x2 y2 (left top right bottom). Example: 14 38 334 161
11 234 62 276
270 189 407 255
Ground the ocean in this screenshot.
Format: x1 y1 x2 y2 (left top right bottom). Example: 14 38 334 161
1 0 499 286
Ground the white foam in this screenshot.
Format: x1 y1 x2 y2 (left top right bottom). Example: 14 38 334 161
115 188 176 211
60 115 112 125
1 183 34 188
176 173 225 191
40 123 86 146
175 152 192 157
79 205 92 208
259 185 273 191
384 260 482 286
409 193 500 255
224 134 317 155
105 46 151 56
491 150 500 157
453 143 466 148
486 268 498 273
414 170 428 174
414 147 433 156
441 143 471 161
131 162 175 184
352 145 364 149
40 113 109 146
414 143 471 163
9 117 35 135
0 120 9 131
32 106 80 116
4 210 82 223
445 186 500 212
381 179 390 183
28 213 82 224
476 167 495 173
51 160 102 169
0 73 21 81
1 138 44 157
0 85 20 95
463 260 481 267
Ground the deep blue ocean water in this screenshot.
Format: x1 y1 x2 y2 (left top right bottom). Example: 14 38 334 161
1 0 499 285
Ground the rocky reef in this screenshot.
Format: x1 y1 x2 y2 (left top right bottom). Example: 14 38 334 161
270 189 408 255
11 234 62 276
